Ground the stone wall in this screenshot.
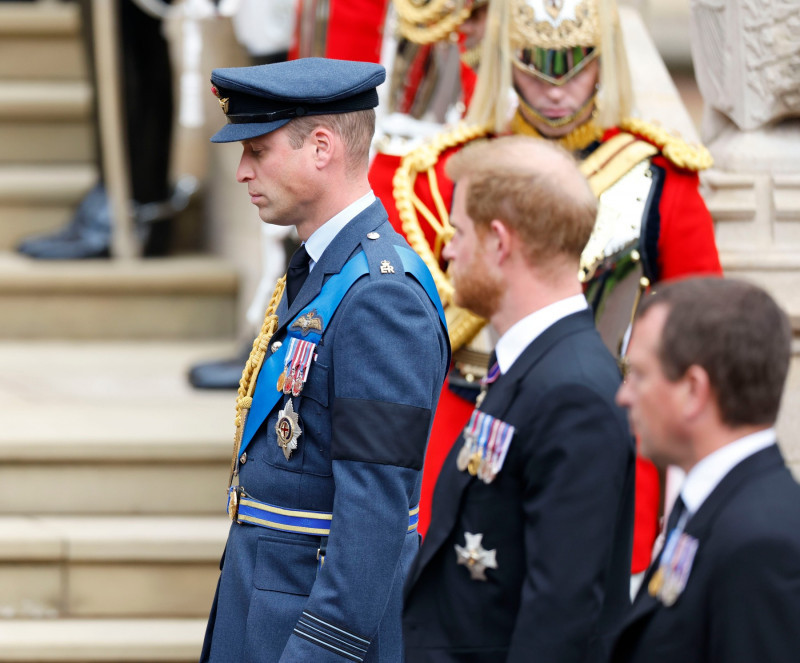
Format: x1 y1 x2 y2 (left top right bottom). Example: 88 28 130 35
689 0 800 476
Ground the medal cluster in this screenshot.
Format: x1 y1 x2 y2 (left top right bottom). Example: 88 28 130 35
274 337 318 461
456 409 515 484
648 526 698 606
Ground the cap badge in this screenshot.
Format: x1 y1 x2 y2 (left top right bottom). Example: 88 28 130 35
275 398 302 461
211 85 230 115
455 532 498 581
380 260 395 274
291 309 324 336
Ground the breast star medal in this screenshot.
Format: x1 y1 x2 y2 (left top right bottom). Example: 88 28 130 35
455 532 498 581
275 399 302 460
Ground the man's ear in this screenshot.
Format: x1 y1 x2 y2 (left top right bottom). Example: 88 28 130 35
488 219 513 264
683 364 712 421
310 126 334 168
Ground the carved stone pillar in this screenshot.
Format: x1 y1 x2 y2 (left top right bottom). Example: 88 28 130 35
689 0 800 473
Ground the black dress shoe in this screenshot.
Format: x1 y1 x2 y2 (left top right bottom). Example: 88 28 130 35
16 180 185 260
18 183 112 259
188 345 252 390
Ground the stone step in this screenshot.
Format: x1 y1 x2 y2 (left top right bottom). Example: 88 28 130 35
0 164 97 251
0 618 206 662
0 340 238 514
0 80 94 166
0 80 93 121
0 121 95 166
0 254 239 339
0 2 86 81
0 516 226 619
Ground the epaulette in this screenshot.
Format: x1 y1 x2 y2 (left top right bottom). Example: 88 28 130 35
392 122 492 351
619 118 713 172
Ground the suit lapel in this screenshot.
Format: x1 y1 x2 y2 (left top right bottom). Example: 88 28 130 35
409 309 599 587
683 444 783 540
619 444 786 635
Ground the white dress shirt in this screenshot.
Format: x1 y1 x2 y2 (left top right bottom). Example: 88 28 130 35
304 191 376 271
494 294 589 374
680 428 778 516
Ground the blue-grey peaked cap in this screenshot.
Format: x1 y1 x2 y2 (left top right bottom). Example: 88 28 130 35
209 57 386 143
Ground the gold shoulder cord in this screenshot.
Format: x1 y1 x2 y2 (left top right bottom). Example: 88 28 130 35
393 122 492 351
619 118 713 172
228 276 286 488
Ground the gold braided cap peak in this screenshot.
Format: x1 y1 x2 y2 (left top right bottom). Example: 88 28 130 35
620 118 713 172
393 121 493 351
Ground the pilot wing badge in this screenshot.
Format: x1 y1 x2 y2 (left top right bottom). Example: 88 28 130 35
292 309 324 336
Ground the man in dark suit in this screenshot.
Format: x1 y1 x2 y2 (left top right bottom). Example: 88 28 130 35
403 135 636 662
611 277 800 663
199 58 450 663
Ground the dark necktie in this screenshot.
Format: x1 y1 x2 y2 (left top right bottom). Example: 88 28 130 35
665 495 687 534
286 245 310 306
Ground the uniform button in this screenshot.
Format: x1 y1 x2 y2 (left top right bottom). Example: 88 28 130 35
271 341 282 353
367 232 380 240
239 452 247 465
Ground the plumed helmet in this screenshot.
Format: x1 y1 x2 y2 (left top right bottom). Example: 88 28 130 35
467 0 632 132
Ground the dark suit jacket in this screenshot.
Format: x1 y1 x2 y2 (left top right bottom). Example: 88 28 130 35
610 444 800 663
403 309 636 663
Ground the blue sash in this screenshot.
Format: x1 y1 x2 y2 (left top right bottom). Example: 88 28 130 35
239 247 446 455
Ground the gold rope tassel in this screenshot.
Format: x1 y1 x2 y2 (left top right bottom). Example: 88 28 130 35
228 276 287 488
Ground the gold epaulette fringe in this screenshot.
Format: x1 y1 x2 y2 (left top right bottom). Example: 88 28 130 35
620 118 713 172
392 122 492 351
394 0 471 45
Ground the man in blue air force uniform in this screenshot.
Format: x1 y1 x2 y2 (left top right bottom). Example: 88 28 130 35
199 58 450 663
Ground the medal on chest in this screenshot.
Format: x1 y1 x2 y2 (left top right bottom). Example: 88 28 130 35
648 528 699 606
456 409 515 483
275 398 302 460
274 337 317 460
277 338 316 396
454 532 498 581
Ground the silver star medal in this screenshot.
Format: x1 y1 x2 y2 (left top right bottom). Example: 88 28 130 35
275 399 302 460
455 532 498 581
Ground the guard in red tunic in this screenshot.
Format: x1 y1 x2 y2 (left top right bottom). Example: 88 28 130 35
369 0 722 577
